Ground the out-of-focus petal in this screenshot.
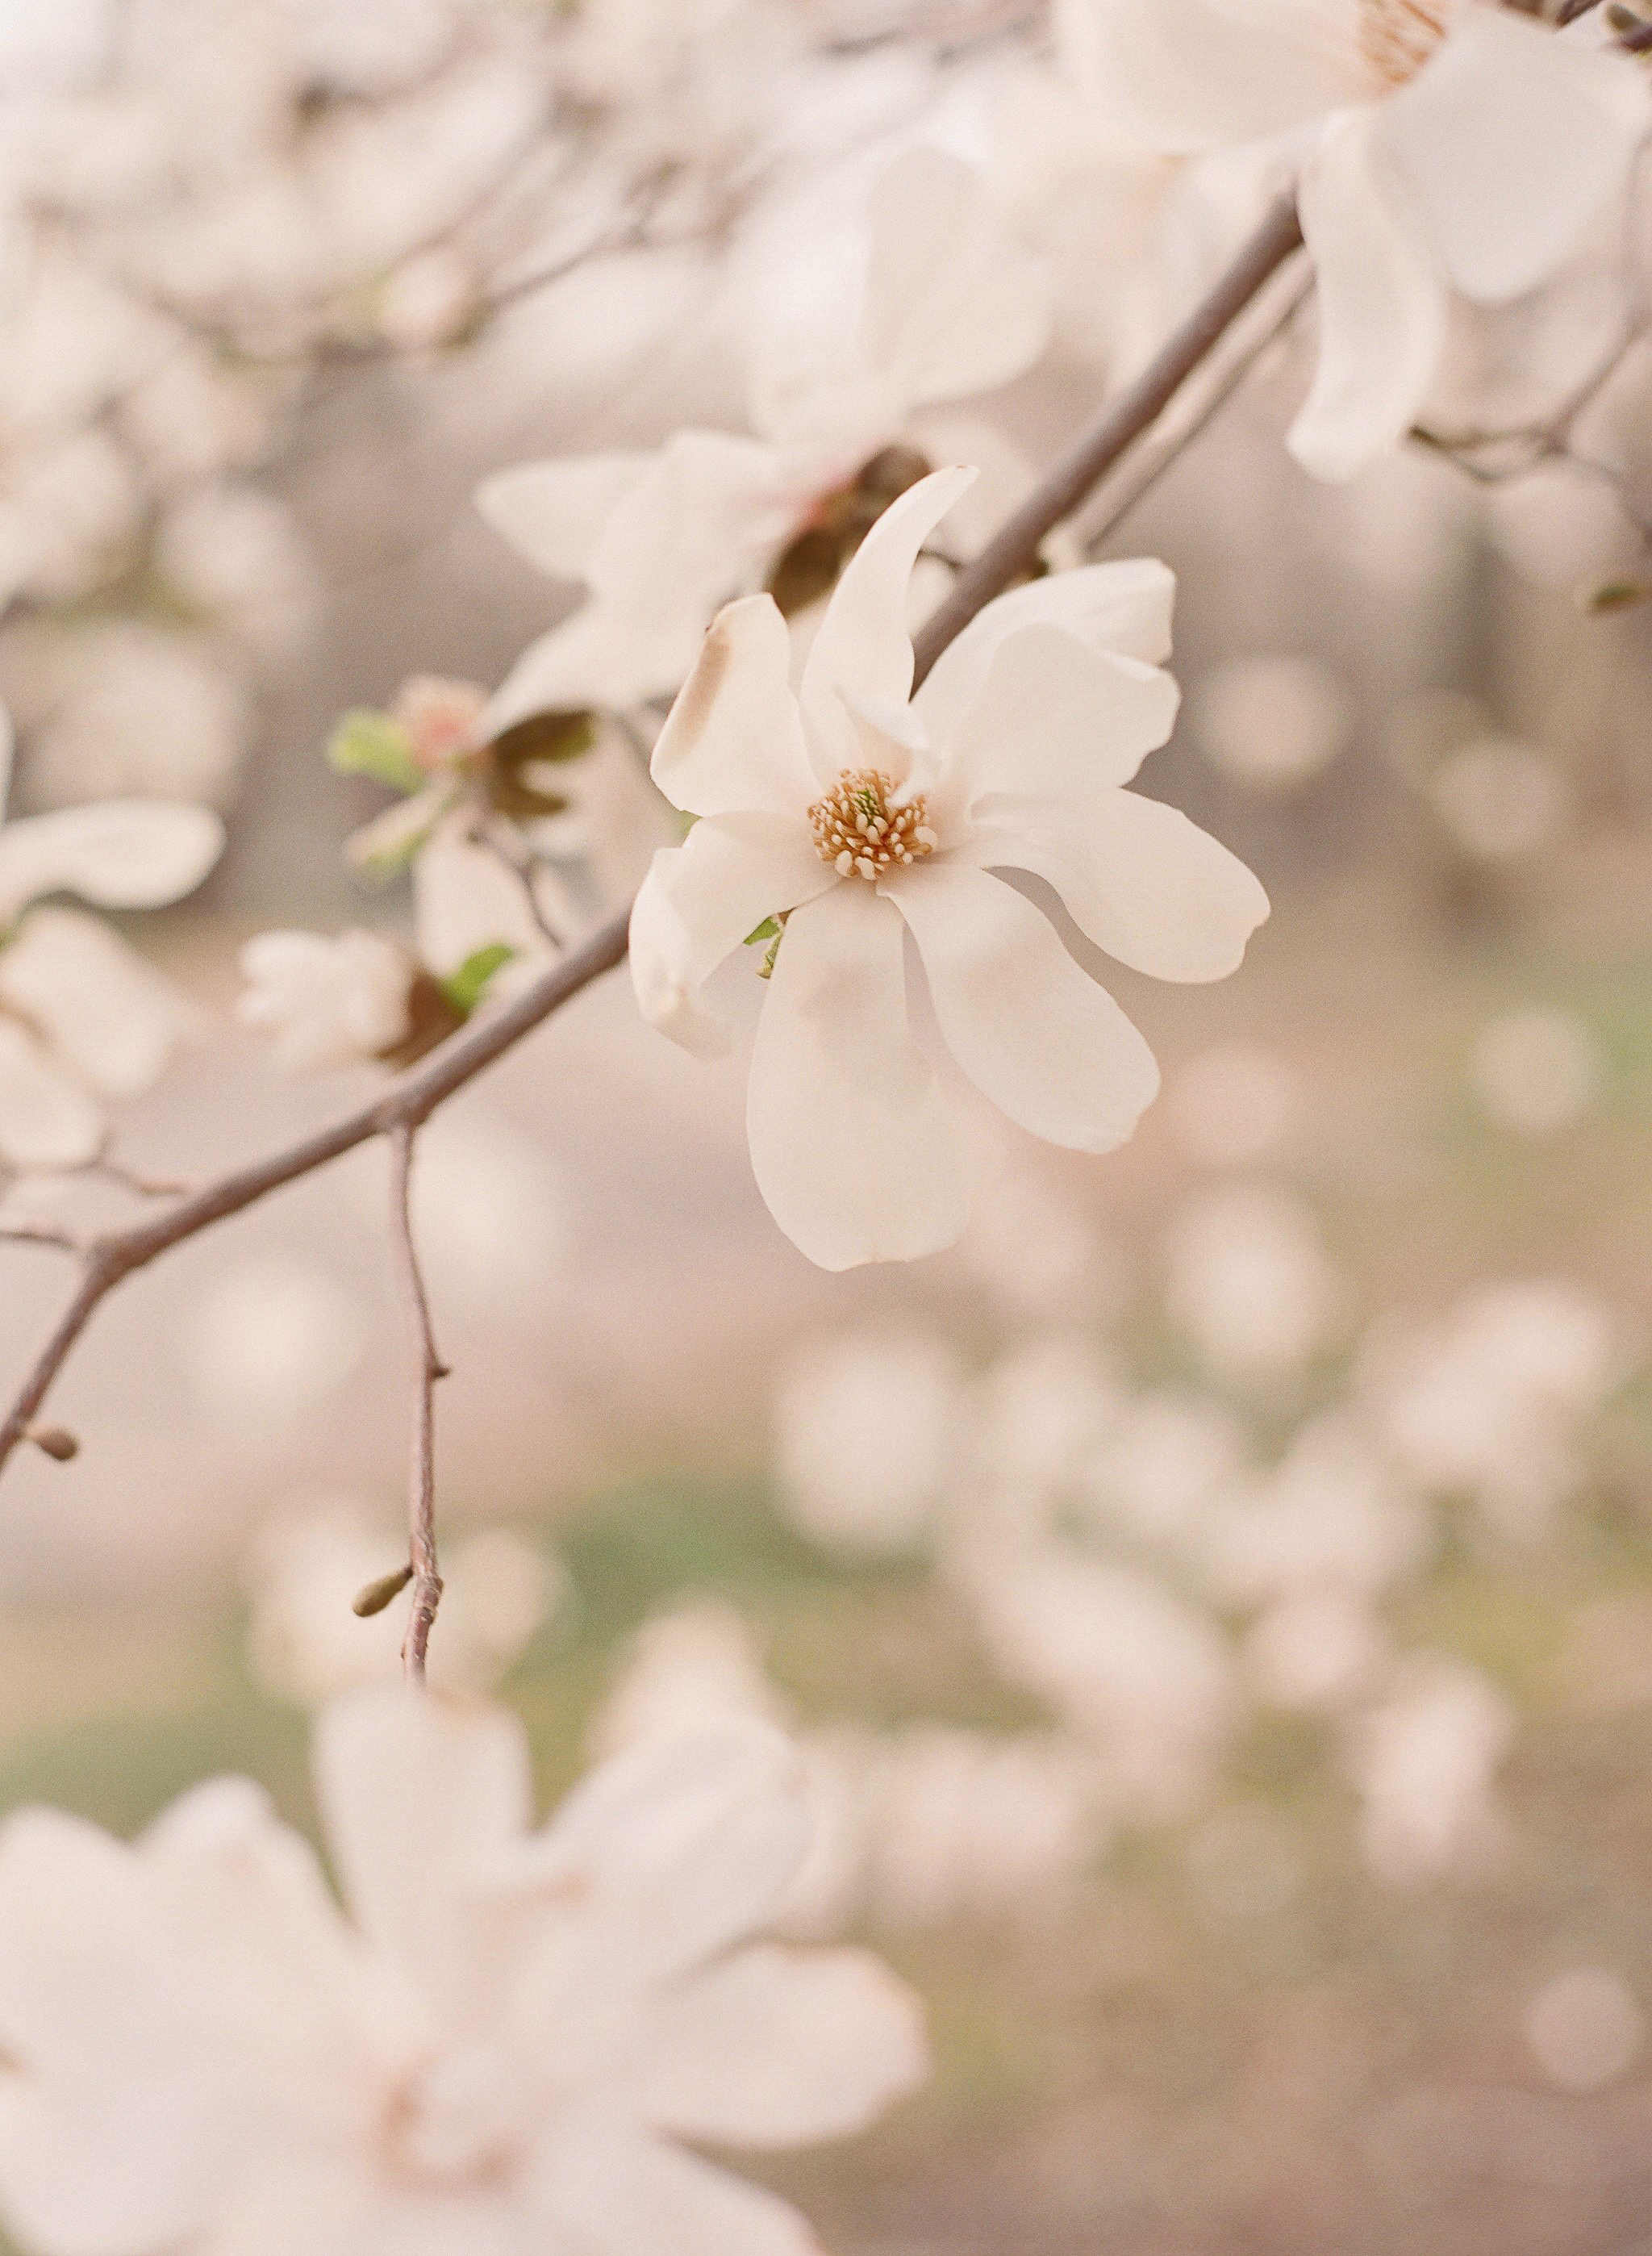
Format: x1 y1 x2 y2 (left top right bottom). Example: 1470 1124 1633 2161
482 602 703 736
522 1723 810 1984
1055 0 1370 151
627 817 833 1055
799 467 974 781
1291 103 1447 482
940 624 1179 822
0 2078 213 2256
1384 7 1651 303
536 2122 823 2256
855 148 1049 417
895 861 1160 1150
0 904 195 1097
313 1686 532 2024
631 1943 928 2149
962 790 1270 982
0 1017 103 1168
0 800 223 925
916 558 1176 747
411 817 563 982
650 596 817 821
746 882 966 1270
474 453 652 582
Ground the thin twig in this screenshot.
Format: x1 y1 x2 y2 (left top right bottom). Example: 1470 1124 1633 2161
0 190 1307 1488
387 1124 446 1683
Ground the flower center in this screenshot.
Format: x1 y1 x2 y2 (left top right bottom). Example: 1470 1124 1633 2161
808 768 937 880
378 2056 523 2195
1358 0 1450 84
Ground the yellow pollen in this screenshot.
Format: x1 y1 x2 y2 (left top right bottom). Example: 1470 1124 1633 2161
1358 0 1450 85
807 768 937 881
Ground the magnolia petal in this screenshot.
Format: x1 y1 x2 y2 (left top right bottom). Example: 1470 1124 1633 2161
588 428 801 612
313 1686 533 2017
474 453 652 583
632 1944 928 2149
1384 8 1651 304
1055 0 1370 151
963 789 1270 983
0 800 223 925
746 881 966 1270
650 596 817 821
1291 105 1448 483
627 815 834 1057
857 148 1049 416
0 1018 103 1168
537 2124 822 2256
524 1723 811 1982
916 558 1176 748
799 466 975 783
411 817 561 982
0 905 194 1099
0 2078 213 2256
482 602 703 737
895 860 1160 1151
941 624 1179 824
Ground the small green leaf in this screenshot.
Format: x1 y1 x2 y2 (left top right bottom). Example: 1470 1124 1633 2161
743 917 781 947
440 942 516 1017
327 709 425 795
1578 578 1652 616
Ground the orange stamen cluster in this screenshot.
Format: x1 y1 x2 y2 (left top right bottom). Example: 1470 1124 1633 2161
808 769 938 881
1358 0 1450 84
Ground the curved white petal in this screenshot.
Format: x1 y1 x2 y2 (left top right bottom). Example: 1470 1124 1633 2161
1291 103 1448 483
587 429 803 612
632 1943 928 2149
482 601 703 735
313 1686 532 2020
895 860 1160 1150
0 1017 104 1167
746 881 966 1270
916 558 1176 747
799 466 975 782
411 817 561 982
962 789 1270 983
628 817 833 1056
651 596 817 821
0 905 195 1098
537 2124 822 2256
0 2077 214 2256
474 453 652 583
941 623 1179 823
1384 8 1651 304
856 148 1050 416
524 1723 811 1982
1055 0 1370 151
0 800 223 925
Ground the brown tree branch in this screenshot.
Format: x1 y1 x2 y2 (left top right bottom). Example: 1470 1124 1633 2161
0 190 1305 1489
387 1124 447 1683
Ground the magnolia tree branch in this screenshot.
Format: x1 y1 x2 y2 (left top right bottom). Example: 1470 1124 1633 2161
387 1125 447 1682
0 188 1306 1489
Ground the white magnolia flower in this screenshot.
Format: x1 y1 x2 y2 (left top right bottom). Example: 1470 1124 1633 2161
475 145 1052 726
236 928 415 1072
0 1689 928 2256
628 467 1269 1269
1062 0 1652 478
0 708 223 1166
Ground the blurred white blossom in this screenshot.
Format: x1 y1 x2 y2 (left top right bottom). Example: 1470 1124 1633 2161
1469 1007 1600 1139
774 1323 966 1555
1346 1652 1514 1885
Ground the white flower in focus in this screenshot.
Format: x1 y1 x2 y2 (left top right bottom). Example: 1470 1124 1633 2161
475 146 1053 725
0 1690 929 2255
1062 0 1651 479
774 1324 966 1553
246 1501 562 1702
629 468 1268 1269
1346 1651 1513 1884
1164 1181 1344 1388
236 928 415 1072
0 707 222 1167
